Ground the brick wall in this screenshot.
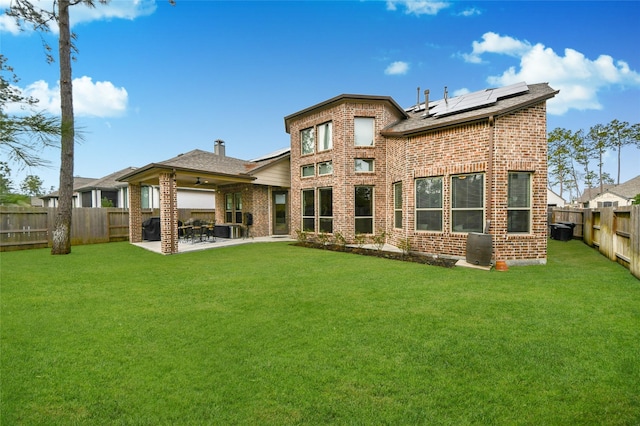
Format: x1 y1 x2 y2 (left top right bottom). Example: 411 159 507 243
217 183 275 237
288 97 549 264
128 182 142 243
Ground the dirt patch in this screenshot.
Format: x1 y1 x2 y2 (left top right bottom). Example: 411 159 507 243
292 242 457 268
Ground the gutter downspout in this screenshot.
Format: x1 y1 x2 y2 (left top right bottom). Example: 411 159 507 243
487 115 495 260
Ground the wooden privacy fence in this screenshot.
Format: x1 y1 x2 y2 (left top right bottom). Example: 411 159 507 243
0 207 215 252
551 206 640 279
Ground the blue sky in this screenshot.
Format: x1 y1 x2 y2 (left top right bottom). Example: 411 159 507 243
2 0 639 195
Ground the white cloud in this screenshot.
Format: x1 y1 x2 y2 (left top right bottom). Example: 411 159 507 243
386 0 449 16
452 87 470 97
1 0 156 34
459 7 481 17
5 76 128 117
464 32 640 115
385 61 410 75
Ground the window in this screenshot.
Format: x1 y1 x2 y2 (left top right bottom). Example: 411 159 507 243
301 127 314 155
302 189 315 232
451 173 484 233
319 187 333 233
416 177 443 231
355 186 373 234
234 193 243 223
141 186 151 209
301 164 315 177
318 161 333 175
317 122 333 151
355 117 374 146
355 159 374 172
508 172 531 233
225 193 233 223
394 182 402 229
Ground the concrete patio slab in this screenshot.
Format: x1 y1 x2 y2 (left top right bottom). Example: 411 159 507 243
132 235 295 254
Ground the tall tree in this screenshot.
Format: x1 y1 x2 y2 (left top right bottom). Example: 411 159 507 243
20 174 45 196
587 124 609 194
547 128 574 201
7 0 104 254
0 161 13 195
605 119 640 184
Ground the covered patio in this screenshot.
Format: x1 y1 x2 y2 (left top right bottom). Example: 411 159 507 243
118 144 258 254
132 234 295 254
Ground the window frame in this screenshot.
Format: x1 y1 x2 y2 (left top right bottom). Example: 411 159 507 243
318 187 333 233
301 164 315 178
507 172 532 234
318 161 333 176
354 158 375 173
393 182 402 229
415 176 443 232
302 189 315 232
450 173 485 234
301 127 315 156
317 121 333 152
354 185 374 234
354 117 375 147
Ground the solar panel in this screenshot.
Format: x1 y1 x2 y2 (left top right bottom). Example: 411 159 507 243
427 81 529 118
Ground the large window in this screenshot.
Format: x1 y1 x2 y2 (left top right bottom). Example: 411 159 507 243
394 182 402 229
302 189 315 232
507 172 531 233
301 128 314 155
416 177 443 231
355 186 374 234
355 117 374 146
234 193 243 223
319 188 333 233
451 173 484 233
317 122 333 151
355 159 374 172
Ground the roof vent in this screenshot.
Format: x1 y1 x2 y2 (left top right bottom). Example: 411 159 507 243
422 89 430 118
214 139 225 157
444 86 448 105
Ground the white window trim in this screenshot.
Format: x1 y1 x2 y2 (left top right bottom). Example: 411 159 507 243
355 158 375 173
301 164 315 178
354 117 375 147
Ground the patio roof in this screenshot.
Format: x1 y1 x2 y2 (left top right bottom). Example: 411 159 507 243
117 149 256 189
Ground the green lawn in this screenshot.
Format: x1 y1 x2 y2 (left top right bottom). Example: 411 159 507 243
1 240 639 425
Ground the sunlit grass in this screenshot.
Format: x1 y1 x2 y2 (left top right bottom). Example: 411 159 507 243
1 240 639 424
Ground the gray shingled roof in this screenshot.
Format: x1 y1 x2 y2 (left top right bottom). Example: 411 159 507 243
383 83 558 136
75 167 138 191
157 149 253 176
41 176 97 199
578 175 640 203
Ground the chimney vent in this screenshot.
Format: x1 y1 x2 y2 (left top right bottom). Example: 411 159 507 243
444 86 448 104
423 89 430 117
214 139 225 156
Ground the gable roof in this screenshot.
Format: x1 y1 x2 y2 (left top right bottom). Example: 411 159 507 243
284 94 408 133
75 167 138 191
382 82 558 136
41 176 97 199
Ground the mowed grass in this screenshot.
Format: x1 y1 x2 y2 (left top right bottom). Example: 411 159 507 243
1 240 639 425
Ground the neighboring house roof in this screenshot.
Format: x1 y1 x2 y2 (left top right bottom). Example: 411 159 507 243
547 188 566 206
40 176 97 200
383 82 559 136
577 176 640 204
75 167 138 192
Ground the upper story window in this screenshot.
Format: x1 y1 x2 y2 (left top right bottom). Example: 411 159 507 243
318 161 333 176
355 159 374 173
301 164 315 178
317 122 333 152
507 172 531 233
301 127 315 155
354 117 375 146
415 177 443 232
451 173 484 233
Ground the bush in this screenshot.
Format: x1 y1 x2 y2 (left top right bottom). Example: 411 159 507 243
371 230 386 251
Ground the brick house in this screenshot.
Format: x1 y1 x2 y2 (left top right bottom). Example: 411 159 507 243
284 82 558 265
119 140 291 254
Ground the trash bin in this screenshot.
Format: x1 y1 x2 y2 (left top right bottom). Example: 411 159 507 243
550 224 572 241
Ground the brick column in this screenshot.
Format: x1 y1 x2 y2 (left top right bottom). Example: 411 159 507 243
129 183 142 243
159 172 178 254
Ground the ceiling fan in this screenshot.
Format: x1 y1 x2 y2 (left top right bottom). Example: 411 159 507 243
194 177 216 189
